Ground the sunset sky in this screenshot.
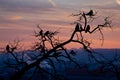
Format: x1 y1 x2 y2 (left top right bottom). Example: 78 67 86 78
0 0 120 49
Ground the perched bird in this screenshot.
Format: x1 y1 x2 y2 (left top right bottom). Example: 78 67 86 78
86 10 94 16
6 45 10 53
85 25 90 33
75 23 79 32
45 31 49 36
39 30 43 36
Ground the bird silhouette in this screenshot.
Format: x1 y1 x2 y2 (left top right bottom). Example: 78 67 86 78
45 31 49 36
75 23 79 32
85 25 90 33
39 30 43 36
86 10 94 16
6 45 10 53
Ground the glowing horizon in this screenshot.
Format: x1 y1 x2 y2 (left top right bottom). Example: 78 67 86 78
0 0 120 49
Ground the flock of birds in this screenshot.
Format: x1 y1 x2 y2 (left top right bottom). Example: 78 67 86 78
75 10 94 33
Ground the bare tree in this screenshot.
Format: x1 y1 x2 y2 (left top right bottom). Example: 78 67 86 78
3 10 112 80
4 40 27 72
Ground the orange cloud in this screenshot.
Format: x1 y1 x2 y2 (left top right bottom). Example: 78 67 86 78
116 0 120 5
9 16 23 20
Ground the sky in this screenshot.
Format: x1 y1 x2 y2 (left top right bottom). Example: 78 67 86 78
0 0 120 49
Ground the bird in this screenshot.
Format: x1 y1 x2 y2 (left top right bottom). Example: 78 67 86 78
6 45 10 53
85 25 90 33
86 10 94 16
44 31 49 36
39 30 43 36
75 23 79 32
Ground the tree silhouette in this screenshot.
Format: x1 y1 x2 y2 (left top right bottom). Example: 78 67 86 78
4 10 112 80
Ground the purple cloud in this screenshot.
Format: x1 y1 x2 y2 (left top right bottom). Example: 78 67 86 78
0 0 55 13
